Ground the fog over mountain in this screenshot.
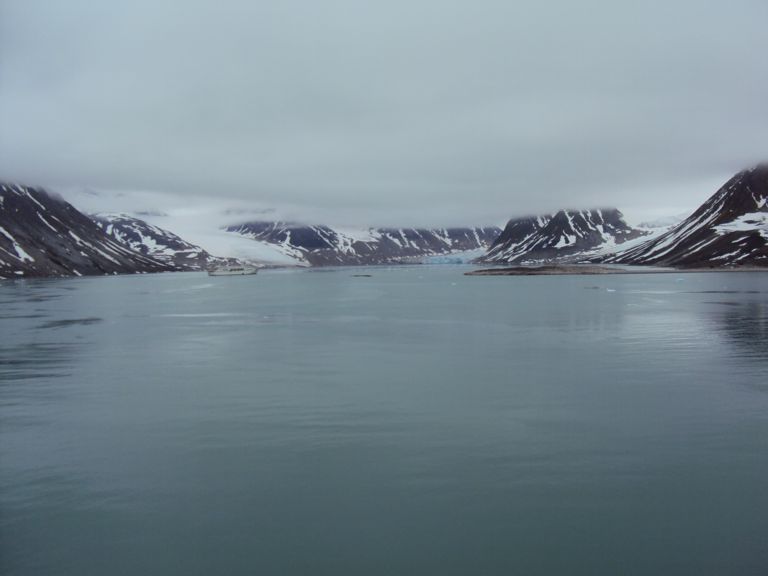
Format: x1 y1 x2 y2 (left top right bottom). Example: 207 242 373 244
2 0 767 225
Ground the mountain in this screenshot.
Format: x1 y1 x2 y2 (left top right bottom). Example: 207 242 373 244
92 213 215 270
226 221 501 266
477 208 645 264
605 166 768 267
0 183 174 278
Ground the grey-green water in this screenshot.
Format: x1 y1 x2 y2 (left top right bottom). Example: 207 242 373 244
1 267 767 575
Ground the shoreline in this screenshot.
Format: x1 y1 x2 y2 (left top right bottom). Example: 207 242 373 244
464 265 768 276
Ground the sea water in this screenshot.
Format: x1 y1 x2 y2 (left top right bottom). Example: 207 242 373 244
1 267 767 575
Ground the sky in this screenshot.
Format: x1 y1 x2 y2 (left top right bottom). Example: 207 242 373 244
1 0 767 228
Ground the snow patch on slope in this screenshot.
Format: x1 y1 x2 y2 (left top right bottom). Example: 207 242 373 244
0 226 35 262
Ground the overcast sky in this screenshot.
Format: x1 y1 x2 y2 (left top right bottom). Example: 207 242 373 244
1 0 767 226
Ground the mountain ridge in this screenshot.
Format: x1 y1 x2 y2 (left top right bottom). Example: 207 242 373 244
476 208 646 264
226 221 502 266
604 166 768 267
92 213 218 271
0 183 174 278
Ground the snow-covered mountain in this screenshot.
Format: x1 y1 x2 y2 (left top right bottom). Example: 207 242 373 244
604 166 768 267
226 221 502 266
92 213 215 270
0 183 173 278
476 208 645 264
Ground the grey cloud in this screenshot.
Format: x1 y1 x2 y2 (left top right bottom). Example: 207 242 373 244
1 0 767 226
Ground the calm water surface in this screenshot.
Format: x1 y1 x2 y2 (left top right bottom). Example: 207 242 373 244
1 267 767 575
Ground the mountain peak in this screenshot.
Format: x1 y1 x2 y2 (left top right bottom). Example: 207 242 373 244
0 183 173 278
477 208 645 264
605 168 768 267
91 213 217 270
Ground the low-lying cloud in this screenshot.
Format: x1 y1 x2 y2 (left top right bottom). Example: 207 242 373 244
2 0 767 226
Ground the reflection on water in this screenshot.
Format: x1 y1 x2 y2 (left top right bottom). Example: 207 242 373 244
708 301 768 365
37 317 103 329
0 342 81 381
1 269 768 576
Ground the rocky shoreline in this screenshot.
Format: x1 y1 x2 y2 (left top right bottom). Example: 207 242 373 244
465 265 767 276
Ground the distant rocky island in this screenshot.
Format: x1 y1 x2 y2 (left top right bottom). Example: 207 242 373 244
1 164 767 278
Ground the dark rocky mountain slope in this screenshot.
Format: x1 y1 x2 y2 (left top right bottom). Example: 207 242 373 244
604 166 768 267
477 208 645 264
92 213 214 271
0 183 173 278
226 222 501 266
